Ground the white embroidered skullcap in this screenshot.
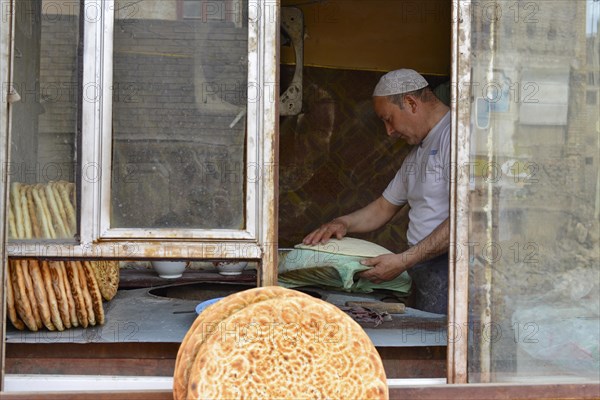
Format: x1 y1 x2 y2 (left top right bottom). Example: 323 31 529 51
373 69 429 96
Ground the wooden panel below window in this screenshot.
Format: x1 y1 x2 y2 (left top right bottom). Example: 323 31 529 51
0 384 598 399
5 343 445 379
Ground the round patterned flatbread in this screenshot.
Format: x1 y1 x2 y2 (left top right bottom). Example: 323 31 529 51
90 261 120 301
173 286 314 400
184 288 388 400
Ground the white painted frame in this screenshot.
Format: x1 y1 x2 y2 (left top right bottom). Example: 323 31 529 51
5 0 279 263
84 0 260 242
0 0 15 391
447 0 472 385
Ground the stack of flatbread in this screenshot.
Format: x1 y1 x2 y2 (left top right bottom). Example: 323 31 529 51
8 181 76 239
279 237 412 294
6 259 120 332
173 286 389 400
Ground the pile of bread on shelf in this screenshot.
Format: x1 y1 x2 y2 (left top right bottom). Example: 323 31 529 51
6 181 120 332
6 259 119 332
8 181 76 239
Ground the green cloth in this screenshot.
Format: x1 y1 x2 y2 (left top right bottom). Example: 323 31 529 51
278 248 412 294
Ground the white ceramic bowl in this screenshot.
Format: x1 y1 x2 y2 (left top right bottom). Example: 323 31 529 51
151 261 188 279
214 261 248 276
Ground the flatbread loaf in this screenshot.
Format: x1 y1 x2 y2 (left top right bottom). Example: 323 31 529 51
185 290 388 400
59 261 79 328
9 260 38 331
28 260 55 331
173 286 314 400
83 261 105 325
48 261 72 329
76 261 96 326
25 187 42 238
6 262 26 330
20 260 43 329
295 237 393 258
90 261 120 301
40 261 64 331
57 181 76 234
11 183 24 239
34 185 56 239
8 206 17 239
65 261 88 328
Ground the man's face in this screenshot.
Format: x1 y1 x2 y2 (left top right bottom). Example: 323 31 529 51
373 96 421 145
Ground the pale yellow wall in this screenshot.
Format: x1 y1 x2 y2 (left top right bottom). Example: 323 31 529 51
281 0 451 75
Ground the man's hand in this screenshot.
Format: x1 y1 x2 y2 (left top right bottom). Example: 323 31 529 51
357 253 413 284
302 219 348 245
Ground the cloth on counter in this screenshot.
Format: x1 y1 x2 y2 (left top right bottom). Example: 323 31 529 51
338 305 391 327
278 238 412 294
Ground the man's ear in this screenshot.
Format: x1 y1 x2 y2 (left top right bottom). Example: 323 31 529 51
404 95 418 113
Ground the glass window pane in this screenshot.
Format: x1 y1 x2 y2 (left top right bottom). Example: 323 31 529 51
111 0 247 230
8 0 80 240
183 2 201 19
467 0 600 382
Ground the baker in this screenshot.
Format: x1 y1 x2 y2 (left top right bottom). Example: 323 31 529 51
302 68 451 314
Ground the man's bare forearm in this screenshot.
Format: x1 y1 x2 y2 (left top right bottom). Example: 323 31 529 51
304 197 400 245
334 196 400 233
